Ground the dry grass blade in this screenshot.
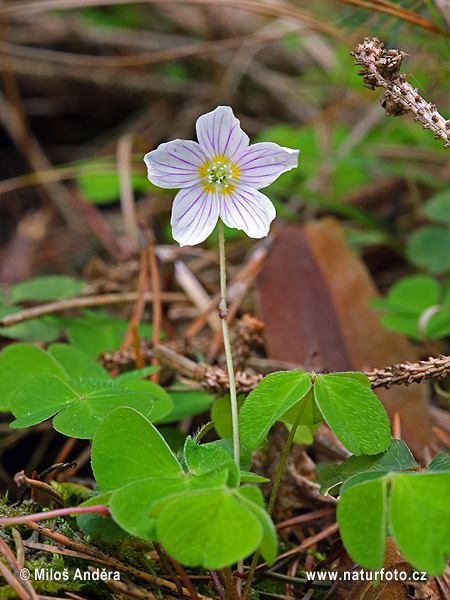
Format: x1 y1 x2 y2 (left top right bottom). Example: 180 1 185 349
0 535 39 599
0 0 343 40
336 0 443 33
88 568 159 600
0 561 30 600
0 29 303 69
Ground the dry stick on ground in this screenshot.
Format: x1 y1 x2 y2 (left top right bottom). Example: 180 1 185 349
0 291 186 328
153 344 450 393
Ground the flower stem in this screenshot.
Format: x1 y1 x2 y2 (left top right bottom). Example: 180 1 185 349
242 387 313 600
218 219 240 470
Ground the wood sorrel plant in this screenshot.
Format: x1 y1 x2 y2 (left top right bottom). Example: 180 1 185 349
144 105 300 468
2 103 450 597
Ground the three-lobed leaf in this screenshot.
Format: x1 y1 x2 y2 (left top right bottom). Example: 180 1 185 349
239 371 312 450
157 488 262 569
91 407 183 491
314 374 390 455
11 376 155 438
389 473 450 576
337 475 388 571
337 469 450 576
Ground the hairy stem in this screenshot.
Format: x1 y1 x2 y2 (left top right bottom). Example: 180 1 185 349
218 219 240 469
243 388 313 600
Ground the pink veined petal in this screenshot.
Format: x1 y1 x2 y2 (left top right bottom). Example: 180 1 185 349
235 142 300 190
144 139 207 189
171 185 219 246
219 184 276 239
196 106 249 161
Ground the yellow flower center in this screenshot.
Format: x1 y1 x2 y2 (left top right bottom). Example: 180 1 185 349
199 155 240 194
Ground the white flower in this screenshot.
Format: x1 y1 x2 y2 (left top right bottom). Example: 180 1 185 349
144 106 299 246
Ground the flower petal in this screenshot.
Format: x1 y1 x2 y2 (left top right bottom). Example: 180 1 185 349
144 139 207 189
235 142 299 189
196 106 249 161
219 184 276 239
171 185 219 246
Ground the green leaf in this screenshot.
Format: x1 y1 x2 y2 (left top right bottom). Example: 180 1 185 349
239 371 312 450
288 424 315 445
77 492 126 542
157 488 262 569
234 487 277 565
120 380 173 422
380 275 440 313
314 374 391 455
91 407 183 492
10 377 155 438
110 470 228 540
77 161 151 204
48 343 110 380
426 452 450 472
328 372 372 387
55 310 154 357
212 395 245 439
390 473 450 575
0 307 60 343
318 463 342 495
339 440 418 480
159 426 187 454
9 276 85 303
213 438 252 472
0 344 67 410
337 476 388 571
380 313 421 340
184 437 238 487
239 472 270 483
158 389 214 423
407 227 450 274
114 366 160 383
424 190 450 225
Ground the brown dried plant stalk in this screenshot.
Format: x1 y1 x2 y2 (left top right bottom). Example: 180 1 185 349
351 37 450 147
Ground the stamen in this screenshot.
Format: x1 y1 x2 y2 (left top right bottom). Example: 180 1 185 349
200 156 239 194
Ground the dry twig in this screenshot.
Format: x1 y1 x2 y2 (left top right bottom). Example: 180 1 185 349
352 37 450 148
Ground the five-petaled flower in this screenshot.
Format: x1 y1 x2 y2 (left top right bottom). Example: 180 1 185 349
144 106 299 246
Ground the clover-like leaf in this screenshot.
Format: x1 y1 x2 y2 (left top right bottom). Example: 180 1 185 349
9 275 86 303
91 407 183 492
337 475 388 571
0 307 60 344
10 377 155 439
48 343 110 380
54 310 154 357
320 440 417 495
314 374 391 455
184 437 238 486
157 488 262 569
120 379 173 422
234 486 277 566
407 227 450 274
110 470 228 541
0 344 67 410
239 371 312 450
426 452 450 472
212 394 245 439
390 473 450 575
158 389 214 423
77 492 126 542
339 439 417 480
